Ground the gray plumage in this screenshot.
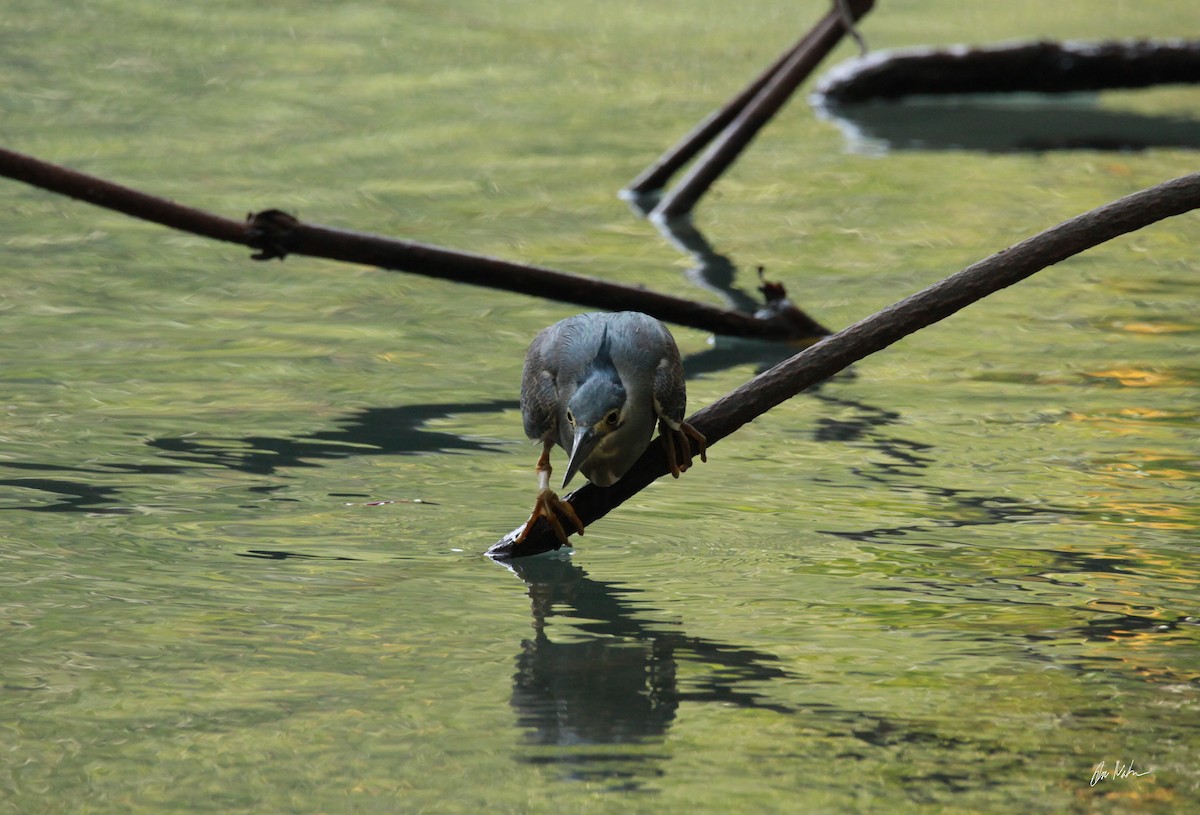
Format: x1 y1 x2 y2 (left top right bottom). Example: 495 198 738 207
521 311 687 488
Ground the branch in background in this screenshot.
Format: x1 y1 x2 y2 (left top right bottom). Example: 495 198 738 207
488 173 1200 558
624 4 835 197
812 39 1200 105
633 0 874 221
0 147 822 343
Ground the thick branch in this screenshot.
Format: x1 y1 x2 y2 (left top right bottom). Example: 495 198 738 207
489 172 1200 558
0 147 815 342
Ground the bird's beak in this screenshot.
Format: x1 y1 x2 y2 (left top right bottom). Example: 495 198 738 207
562 425 599 489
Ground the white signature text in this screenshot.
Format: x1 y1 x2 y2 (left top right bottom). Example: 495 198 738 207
1090 759 1152 787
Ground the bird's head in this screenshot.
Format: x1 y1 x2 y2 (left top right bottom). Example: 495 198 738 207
562 332 627 488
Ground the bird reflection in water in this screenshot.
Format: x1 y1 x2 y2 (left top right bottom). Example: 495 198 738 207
504 556 793 789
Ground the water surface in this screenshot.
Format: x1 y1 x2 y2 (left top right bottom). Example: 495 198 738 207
2 1 1197 812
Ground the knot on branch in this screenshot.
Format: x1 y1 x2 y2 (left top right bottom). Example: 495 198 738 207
754 266 832 342
246 209 299 260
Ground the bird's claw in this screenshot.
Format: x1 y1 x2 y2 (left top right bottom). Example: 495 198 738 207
662 420 708 478
514 488 585 549
683 421 708 464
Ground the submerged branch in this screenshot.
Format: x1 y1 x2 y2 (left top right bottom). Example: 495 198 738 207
488 173 1200 558
0 147 817 342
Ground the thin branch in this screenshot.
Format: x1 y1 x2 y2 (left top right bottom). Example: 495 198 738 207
488 172 1200 558
0 146 247 244
650 0 875 221
0 147 819 342
624 5 834 197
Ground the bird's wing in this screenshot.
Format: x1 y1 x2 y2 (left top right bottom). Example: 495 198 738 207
520 325 561 442
649 320 688 426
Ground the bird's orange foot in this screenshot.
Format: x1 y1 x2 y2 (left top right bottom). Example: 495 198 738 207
661 420 708 478
514 488 585 549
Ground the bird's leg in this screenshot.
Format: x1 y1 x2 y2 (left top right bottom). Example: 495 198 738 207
662 425 680 478
659 418 708 478
514 442 585 548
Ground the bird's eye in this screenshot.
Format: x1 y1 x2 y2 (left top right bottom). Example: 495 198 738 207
566 409 575 426
605 410 620 426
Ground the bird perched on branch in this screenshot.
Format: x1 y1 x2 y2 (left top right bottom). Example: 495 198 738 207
514 311 707 549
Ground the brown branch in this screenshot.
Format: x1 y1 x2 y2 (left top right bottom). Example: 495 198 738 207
0 147 818 342
649 0 875 221
0 146 248 244
488 172 1200 558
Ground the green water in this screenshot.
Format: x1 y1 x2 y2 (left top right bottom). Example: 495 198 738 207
2 1 1198 812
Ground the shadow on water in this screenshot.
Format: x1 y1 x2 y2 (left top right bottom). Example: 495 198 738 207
0 399 512 512
145 400 519 475
0 476 131 514
800 391 1099 541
